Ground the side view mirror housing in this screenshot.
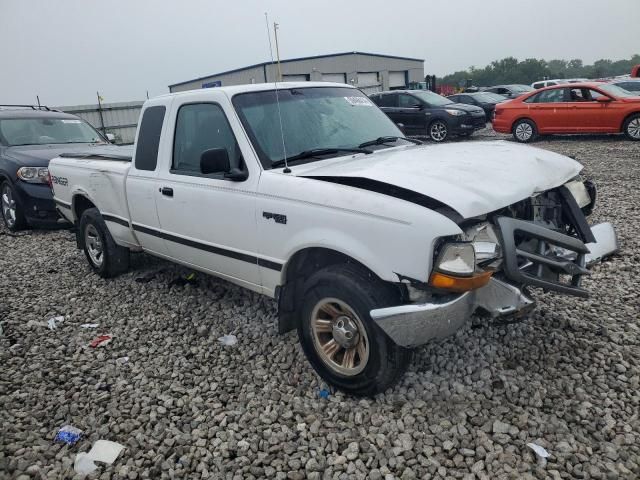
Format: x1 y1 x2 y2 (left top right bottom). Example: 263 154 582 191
596 96 612 103
200 148 230 175
105 133 116 143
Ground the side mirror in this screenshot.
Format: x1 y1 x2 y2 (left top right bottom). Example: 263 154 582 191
596 96 612 103
105 133 116 143
200 148 230 175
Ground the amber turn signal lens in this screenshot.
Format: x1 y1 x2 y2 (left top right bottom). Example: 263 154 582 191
429 271 493 292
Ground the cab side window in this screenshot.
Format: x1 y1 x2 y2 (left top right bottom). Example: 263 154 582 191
372 94 397 108
172 103 242 175
398 94 420 108
527 88 566 103
135 106 166 171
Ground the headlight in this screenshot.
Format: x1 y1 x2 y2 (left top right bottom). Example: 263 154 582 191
564 179 591 208
17 167 49 184
434 242 476 276
444 109 466 116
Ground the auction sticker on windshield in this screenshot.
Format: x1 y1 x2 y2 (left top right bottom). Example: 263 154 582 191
344 96 374 106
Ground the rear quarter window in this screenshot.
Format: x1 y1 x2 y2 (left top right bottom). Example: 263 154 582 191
134 106 166 171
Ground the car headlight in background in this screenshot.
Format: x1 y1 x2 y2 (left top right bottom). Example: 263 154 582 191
444 109 466 116
17 167 49 184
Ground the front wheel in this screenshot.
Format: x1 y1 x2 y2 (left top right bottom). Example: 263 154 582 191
428 120 449 142
297 264 411 396
623 113 640 140
79 207 130 278
512 119 538 143
1 181 27 231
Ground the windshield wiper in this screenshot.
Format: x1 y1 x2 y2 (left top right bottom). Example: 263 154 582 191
358 136 422 148
271 147 371 168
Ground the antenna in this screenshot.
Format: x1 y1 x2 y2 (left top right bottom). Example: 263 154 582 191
264 12 290 173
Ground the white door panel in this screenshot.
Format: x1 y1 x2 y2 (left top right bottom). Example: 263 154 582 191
321 73 346 83
389 71 407 88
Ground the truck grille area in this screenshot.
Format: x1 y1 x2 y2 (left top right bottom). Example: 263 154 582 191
496 216 590 297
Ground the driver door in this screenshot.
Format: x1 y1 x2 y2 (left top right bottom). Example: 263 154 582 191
155 94 261 290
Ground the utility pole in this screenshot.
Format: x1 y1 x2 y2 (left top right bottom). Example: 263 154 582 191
273 22 283 82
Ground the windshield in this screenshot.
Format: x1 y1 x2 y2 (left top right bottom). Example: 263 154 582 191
0 117 105 146
599 83 637 98
233 87 408 168
474 92 506 102
410 90 453 107
510 85 535 93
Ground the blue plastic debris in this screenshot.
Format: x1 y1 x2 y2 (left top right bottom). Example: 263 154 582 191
55 425 83 445
318 389 330 399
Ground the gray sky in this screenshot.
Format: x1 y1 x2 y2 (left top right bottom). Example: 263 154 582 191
1 0 638 106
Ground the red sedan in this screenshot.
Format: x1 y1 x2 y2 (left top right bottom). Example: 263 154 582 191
492 82 640 142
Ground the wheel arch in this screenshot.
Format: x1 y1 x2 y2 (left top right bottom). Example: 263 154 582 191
510 116 537 133
621 111 640 132
276 246 397 334
72 193 97 224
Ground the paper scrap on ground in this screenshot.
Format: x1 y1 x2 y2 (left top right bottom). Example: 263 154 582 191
74 440 125 475
89 335 113 348
80 323 99 329
47 316 65 330
116 356 129 364
527 442 550 467
217 334 238 346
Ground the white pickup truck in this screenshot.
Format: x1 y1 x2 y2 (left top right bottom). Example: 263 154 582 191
49 82 617 395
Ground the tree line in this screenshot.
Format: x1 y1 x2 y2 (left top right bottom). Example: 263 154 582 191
440 54 640 87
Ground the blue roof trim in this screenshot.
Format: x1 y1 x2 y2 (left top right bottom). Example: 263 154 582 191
168 51 424 88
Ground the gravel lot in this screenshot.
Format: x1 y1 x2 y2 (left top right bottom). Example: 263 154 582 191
1 132 639 480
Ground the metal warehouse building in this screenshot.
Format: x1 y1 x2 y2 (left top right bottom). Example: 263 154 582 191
168 51 424 95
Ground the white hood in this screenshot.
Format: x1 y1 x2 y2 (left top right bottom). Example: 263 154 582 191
294 140 582 219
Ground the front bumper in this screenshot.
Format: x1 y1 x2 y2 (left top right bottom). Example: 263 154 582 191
450 114 487 133
371 222 618 348
13 181 62 225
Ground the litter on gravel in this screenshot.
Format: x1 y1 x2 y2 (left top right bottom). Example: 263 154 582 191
527 442 551 466
89 335 113 348
54 425 83 445
74 440 125 475
115 356 129 364
217 334 238 346
47 316 65 330
80 323 99 329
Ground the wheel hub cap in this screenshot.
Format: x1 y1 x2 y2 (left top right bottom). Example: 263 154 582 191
1 186 17 227
516 123 532 140
311 298 370 376
84 224 104 267
629 119 640 139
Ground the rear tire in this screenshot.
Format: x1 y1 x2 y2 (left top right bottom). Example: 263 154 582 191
512 119 538 143
623 113 640 140
428 120 449 142
1 181 27 232
79 208 130 278
297 263 411 396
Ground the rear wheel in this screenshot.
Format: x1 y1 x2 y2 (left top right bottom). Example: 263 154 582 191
512 119 538 143
623 113 640 140
429 120 449 142
1 181 27 231
297 264 411 396
79 208 130 278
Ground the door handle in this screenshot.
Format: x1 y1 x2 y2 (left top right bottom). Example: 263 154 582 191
160 187 174 197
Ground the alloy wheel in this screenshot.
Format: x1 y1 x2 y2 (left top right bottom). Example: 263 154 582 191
1 184 17 228
628 118 640 139
515 122 533 141
430 122 448 142
310 298 370 376
84 224 104 267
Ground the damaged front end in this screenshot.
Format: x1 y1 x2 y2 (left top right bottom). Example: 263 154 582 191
371 178 619 348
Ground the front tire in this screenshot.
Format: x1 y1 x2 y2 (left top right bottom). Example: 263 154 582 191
623 113 640 141
512 119 537 143
79 208 130 278
428 120 449 142
1 181 27 231
297 264 411 396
